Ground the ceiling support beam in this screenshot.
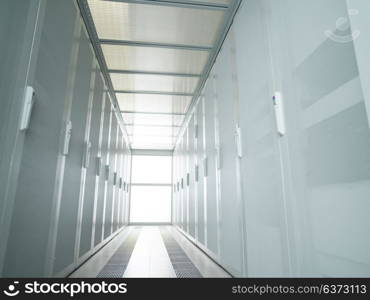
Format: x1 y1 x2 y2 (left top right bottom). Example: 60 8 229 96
109 69 201 77
124 123 181 128
121 110 186 115
131 149 174 156
115 90 194 96
129 134 177 138
100 39 212 51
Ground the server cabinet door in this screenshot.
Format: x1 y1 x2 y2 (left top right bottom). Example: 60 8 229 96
349 0 370 122
172 152 176 225
113 128 122 233
120 136 125 227
203 78 219 257
214 35 244 276
125 148 132 225
54 27 94 275
179 137 185 230
234 0 290 277
78 70 105 259
116 135 123 230
171 152 175 224
104 112 117 239
0 0 42 275
174 151 180 226
94 94 110 246
196 98 206 245
182 130 189 233
122 143 128 226
272 0 370 276
176 151 181 227
0 0 39 210
3 0 79 276
188 114 196 238
91 81 106 248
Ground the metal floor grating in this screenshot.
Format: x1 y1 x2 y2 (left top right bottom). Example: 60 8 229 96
160 228 202 278
97 227 141 278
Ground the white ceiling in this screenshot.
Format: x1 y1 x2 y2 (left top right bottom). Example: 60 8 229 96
87 0 236 150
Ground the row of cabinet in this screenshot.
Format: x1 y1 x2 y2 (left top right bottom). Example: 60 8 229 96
0 0 131 277
173 0 370 277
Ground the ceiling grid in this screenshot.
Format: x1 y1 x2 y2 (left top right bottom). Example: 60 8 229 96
78 0 241 150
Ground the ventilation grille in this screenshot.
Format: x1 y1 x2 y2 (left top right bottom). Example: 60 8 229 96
160 228 202 278
97 227 141 278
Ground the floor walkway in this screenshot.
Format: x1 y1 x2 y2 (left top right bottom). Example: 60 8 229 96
70 226 230 278
124 227 176 277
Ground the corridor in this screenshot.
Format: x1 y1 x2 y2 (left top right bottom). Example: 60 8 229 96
1 0 370 280
70 226 230 278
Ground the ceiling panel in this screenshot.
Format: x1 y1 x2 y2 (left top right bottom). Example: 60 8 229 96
83 0 238 150
116 93 191 114
110 73 199 93
130 143 174 150
88 0 226 47
129 135 175 150
126 125 180 137
130 135 174 144
102 44 209 74
122 112 184 126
